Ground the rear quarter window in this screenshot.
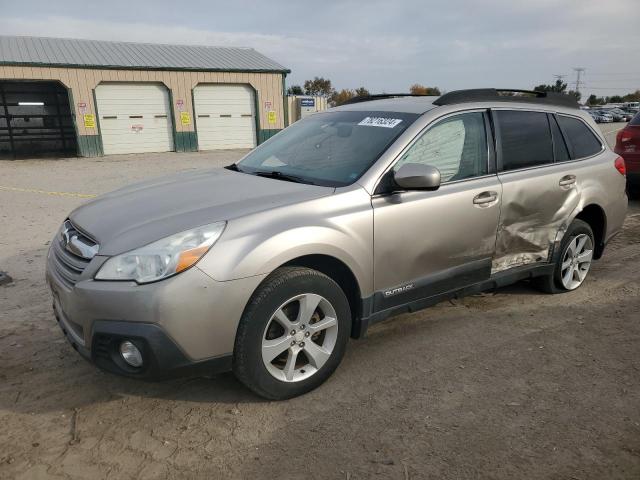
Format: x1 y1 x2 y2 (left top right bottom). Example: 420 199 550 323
556 115 603 159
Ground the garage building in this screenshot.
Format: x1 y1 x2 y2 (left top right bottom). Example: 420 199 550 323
0 36 289 158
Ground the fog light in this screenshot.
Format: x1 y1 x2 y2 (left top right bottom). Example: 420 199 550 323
119 340 143 368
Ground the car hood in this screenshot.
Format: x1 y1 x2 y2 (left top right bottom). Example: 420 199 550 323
69 168 334 256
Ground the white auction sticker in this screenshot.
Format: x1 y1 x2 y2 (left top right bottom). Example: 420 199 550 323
358 117 403 128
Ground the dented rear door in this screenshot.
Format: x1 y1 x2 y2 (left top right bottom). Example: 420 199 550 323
492 109 580 273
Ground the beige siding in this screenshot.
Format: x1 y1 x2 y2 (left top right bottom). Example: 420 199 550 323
286 95 328 125
0 65 285 138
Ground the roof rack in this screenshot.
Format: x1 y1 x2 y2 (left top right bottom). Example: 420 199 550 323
340 93 434 106
433 89 579 108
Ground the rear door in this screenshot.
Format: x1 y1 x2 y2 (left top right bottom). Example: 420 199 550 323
492 109 581 273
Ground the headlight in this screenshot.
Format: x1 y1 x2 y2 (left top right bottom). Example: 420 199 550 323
95 222 226 284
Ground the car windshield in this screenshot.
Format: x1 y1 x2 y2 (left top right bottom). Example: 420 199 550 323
236 110 419 186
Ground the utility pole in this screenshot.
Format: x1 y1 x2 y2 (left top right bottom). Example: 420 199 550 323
573 67 585 95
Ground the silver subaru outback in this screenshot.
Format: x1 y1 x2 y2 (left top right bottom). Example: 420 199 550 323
46 89 627 399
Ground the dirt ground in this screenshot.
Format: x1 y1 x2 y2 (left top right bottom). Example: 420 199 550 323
1 124 639 479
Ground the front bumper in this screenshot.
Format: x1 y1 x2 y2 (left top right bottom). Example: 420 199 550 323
46 247 266 379
54 302 232 378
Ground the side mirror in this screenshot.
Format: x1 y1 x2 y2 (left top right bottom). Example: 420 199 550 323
393 163 441 190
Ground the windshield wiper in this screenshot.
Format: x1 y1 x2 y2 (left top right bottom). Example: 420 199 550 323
253 170 315 185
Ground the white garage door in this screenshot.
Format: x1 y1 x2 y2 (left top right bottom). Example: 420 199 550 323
194 85 256 150
95 83 174 155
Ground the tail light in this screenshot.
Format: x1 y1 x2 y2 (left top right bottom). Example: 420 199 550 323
614 156 626 176
616 128 633 144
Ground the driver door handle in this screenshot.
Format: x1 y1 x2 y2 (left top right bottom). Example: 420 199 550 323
473 191 499 207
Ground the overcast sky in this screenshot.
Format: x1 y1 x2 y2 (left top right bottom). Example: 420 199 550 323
2 0 639 99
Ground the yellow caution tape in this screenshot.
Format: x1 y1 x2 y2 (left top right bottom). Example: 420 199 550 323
0 186 96 198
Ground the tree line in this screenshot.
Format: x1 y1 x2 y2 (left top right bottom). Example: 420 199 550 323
585 91 640 106
286 77 441 106
287 76 638 107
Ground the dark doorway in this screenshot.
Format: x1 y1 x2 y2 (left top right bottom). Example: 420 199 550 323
0 81 77 159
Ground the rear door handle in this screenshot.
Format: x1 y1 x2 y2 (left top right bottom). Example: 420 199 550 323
473 191 499 207
559 175 576 188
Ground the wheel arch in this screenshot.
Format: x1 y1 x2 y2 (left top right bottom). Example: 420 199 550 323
574 203 607 259
279 254 364 338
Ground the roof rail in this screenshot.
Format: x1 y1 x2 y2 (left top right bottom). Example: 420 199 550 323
340 93 434 106
433 89 579 108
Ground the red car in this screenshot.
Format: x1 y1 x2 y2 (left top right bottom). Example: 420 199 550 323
615 112 640 196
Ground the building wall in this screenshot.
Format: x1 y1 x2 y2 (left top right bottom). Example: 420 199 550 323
0 65 286 156
286 95 328 125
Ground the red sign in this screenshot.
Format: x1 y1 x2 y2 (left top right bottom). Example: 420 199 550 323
77 102 87 113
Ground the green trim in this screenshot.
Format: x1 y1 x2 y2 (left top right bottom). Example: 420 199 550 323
90 88 104 156
175 132 198 152
67 87 80 157
189 87 200 152
76 135 103 157
167 88 180 152
282 73 289 127
251 84 261 147
258 129 282 144
168 87 198 152
0 61 290 74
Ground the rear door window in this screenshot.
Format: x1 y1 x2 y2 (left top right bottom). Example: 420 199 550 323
495 110 554 171
556 115 602 159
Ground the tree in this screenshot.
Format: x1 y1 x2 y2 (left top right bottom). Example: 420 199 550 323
303 77 334 97
354 87 370 97
330 89 356 106
286 85 303 95
622 90 640 102
534 79 567 93
567 90 581 102
533 80 580 101
587 94 605 106
409 84 441 95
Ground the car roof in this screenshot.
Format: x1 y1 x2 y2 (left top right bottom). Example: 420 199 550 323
331 96 585 117
331 96 441 114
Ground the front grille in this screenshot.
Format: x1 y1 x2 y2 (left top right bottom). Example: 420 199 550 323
51 220 98 288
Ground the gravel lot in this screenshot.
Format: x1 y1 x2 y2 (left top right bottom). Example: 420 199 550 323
1 124 639 479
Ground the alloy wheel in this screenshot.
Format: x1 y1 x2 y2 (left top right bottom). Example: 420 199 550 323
261 293 339 382
560 233 593 290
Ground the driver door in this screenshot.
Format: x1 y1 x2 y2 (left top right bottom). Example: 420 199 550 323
372 111 502 311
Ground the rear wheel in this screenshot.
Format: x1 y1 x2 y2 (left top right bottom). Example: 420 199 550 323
233 267 351 399
534 219 595 294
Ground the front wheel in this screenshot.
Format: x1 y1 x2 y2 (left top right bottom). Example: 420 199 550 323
233 267 351 400
534 219 595 293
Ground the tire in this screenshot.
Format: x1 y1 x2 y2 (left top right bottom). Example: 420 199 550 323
233 266 351 400
533 219 595 294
